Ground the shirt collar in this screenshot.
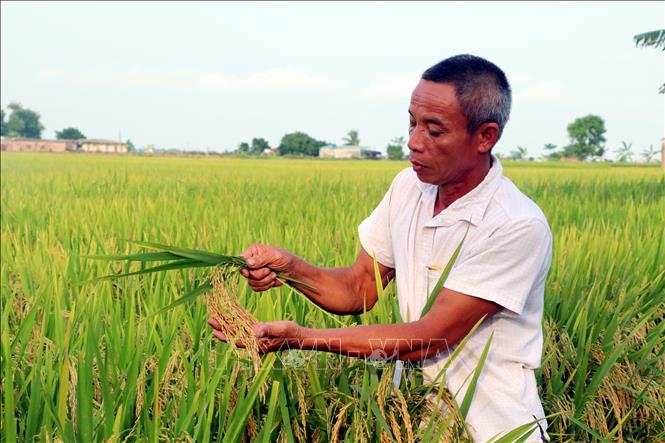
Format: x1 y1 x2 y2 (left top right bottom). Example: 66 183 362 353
417 155 503 227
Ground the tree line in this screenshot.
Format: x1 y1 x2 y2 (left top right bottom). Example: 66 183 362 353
2 105 656 162
505 114 660 163
234 129 409 159
235 132 328 157
1 102 138 150
1 102 85 140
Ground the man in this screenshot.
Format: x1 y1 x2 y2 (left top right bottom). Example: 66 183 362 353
209 54 552 442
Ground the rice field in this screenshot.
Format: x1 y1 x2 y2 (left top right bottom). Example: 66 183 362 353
1 153 663 442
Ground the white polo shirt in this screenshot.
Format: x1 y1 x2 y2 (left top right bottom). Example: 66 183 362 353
358 157 552 442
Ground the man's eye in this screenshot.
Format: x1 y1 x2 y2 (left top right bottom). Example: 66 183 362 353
429 131 441 137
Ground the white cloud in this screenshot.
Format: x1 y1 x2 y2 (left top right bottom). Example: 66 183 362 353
514 80 575 106
241 68 336 90
363 73 420 101
38 67 342 94
362 74 572 107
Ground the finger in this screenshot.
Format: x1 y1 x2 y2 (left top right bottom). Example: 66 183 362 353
245 256 263 269
249 272 277 288
247 284 266 293
248 268 272 280
249 282 276 292
253 321 282 339
208 318 223 331
212 330 228 342
240 244 261 261
248 274 277 289
240 268 249 278
258 338 286 353
212 330 249 349
245 250 278 269
257 338 272 353
253 322 267 338
232 337 247 349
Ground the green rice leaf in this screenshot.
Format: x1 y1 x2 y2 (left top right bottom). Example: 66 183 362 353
369 398 396 442
567 416 604 440
421 315 487 399
257 380 281 442
222 354 276 443
458 331 493 419
92 258 211 282
127 239 245 266
277 382 296 443
486 418 541 443
81 251 183 262
147 281 213 317
2 304 17 442
276 273 318 292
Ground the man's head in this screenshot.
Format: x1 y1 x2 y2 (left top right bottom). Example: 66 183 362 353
422 54 512 139
408 54 511 186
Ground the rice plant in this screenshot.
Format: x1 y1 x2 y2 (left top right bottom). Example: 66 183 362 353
1 153 663 441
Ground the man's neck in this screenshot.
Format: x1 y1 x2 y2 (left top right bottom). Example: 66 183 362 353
433 156 492 217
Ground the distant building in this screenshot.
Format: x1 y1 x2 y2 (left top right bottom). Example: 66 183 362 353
77 139 128 153
0 137 128 153
1 137 72 152
361 149 383 160
319 144 383 160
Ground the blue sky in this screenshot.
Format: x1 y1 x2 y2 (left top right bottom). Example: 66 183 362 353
1 1 663 158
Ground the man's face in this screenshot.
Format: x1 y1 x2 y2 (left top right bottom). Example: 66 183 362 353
408 80 485 186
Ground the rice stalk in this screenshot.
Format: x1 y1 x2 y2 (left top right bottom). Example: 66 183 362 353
206 270 261 374
68 356 78 430
245 413 259 442
387 410 403 443
394 386 415 443
135 357 157 418
331 401 353 443
294 372 309 440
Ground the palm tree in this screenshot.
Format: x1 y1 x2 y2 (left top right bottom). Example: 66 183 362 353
342 130 360 146
634 29 665 49
641 144 660 163
615 141 633 163
391 136 406 147
509 146 528 160
634 29 665 93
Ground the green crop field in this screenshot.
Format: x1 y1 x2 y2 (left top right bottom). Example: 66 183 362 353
1 153 663 442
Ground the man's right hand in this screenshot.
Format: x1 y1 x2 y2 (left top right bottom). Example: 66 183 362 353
240 243 295 292
238 245 394 314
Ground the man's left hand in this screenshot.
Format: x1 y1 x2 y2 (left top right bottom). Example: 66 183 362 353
208 318 303 353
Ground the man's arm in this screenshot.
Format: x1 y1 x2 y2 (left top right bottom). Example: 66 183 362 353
239 244 395 315
290 288 501 359
210 287 502 361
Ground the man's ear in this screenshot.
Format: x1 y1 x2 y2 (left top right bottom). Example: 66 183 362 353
476 122 500 154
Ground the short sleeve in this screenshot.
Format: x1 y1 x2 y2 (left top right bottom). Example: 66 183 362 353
443 218 552 315
357 175 401 269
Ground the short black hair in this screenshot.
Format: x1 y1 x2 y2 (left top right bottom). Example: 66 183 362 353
422 54 512 138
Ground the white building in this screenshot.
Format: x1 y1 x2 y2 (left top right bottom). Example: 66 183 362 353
77 139 128 153
319 145 382 159
1 137 72 152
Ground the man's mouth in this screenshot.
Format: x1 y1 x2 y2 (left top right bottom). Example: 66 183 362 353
411 159 426 172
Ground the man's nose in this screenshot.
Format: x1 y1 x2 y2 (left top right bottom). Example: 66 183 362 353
408 129 425 153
